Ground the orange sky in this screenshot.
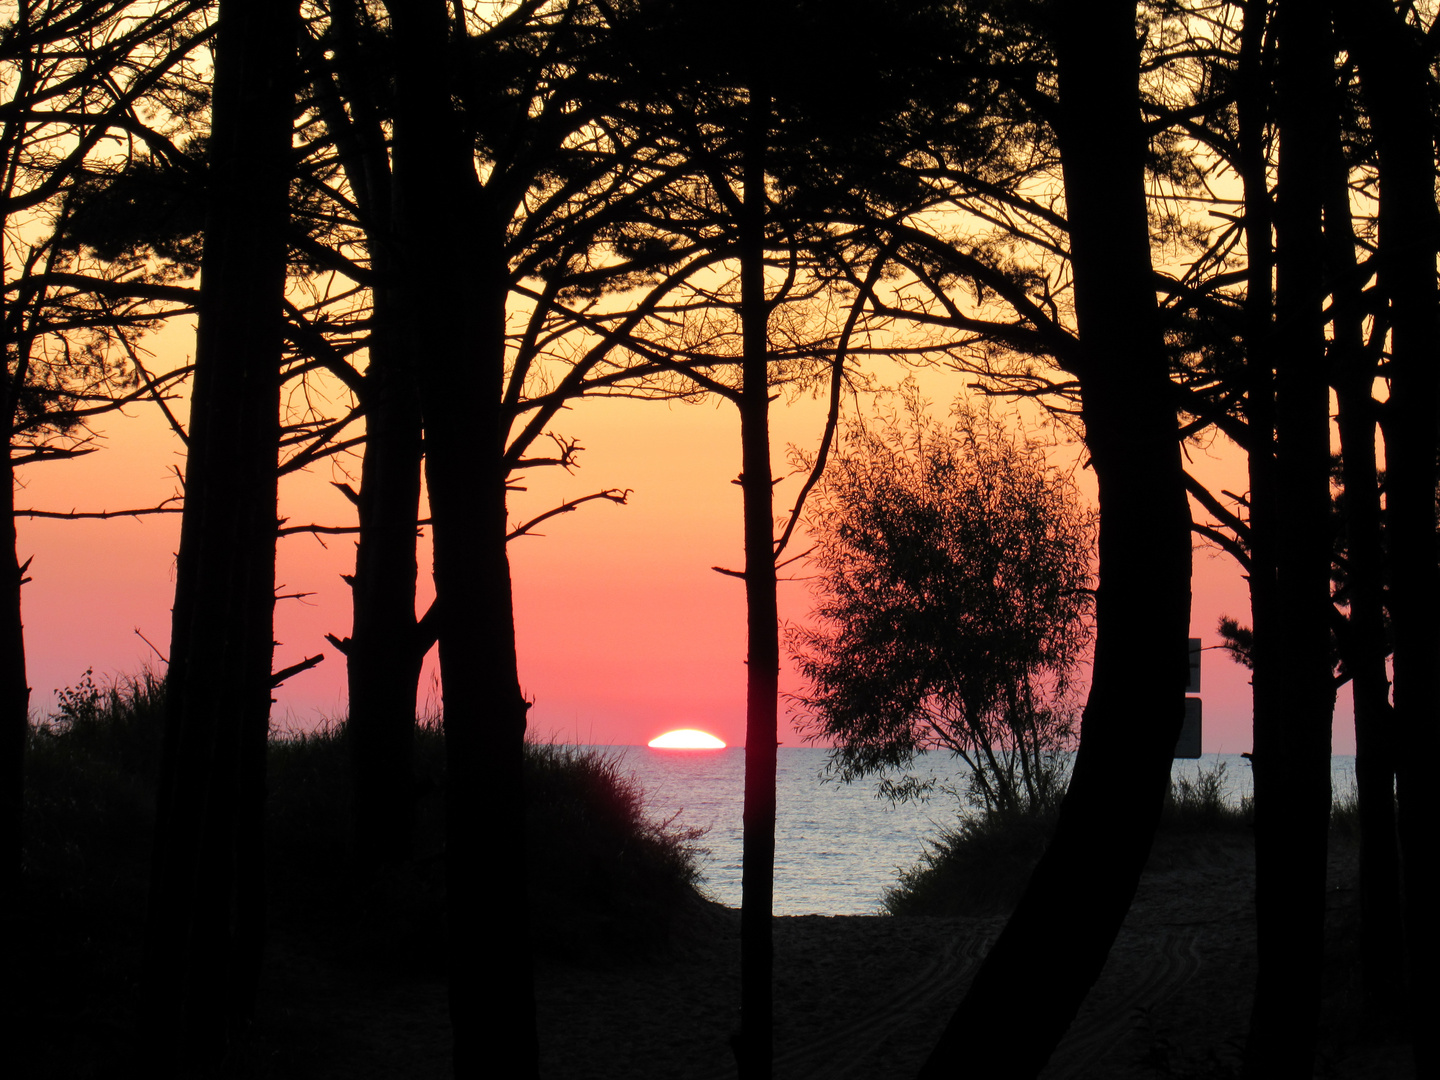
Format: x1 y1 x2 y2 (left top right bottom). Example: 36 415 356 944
16 320 1359 754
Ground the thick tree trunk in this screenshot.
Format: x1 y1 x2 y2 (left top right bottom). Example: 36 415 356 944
735 61 778 1080
917 5 1192 1074
142 0 295 1069
1341 3 1440 1069
1321 80 1403 1013
387 2 539 1074
1244 5 1338 1074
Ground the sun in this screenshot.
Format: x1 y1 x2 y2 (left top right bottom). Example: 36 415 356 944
647 728 726 749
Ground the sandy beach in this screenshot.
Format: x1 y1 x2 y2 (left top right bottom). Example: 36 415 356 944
97 831 1408 1080
529 835 1413 1080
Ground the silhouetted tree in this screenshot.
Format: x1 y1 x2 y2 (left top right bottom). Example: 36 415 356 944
918 2 1193 1073
379 0 718 1068
143 0 298 1069
2 0 207 917
294 0 428 865
296 0 702 868
1339 3 1440 1069
792 388 1093 816
1157 0 1410 1055
1242 4 1338 1073
381 1 540 1067
1314 0 1404 1015
599 8 1019 1071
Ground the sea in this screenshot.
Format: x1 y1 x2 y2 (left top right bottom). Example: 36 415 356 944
583 747 1360 916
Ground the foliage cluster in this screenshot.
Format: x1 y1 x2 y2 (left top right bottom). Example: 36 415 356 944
792 385 1095 816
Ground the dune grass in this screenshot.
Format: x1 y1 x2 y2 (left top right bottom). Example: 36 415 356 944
882 760 1372 917
20 668 711 1075
26 670 709 954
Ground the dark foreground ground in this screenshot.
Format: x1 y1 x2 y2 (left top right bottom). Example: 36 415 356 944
17 828 1416 1079
534 835 1414 1080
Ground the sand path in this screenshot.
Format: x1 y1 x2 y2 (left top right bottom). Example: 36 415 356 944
535 837 1413 1079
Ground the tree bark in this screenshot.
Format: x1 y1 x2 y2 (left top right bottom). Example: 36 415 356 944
917 3 1192 1074
1244 5 1338 1074
0 443 27 915
320 1 427 863
1320 58 1403 1014
386 2 539 1074
735 51 779 1080
1340 3 1440 1069
142 0 295 1069
344 346 425 862
1233 23 1288 1058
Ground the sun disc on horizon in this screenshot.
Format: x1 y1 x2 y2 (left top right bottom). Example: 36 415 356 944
648 728 726 749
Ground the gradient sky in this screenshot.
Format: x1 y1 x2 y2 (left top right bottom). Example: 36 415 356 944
17 318 1360 754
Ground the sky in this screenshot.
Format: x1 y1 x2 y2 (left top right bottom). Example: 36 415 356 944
17 318 1361 755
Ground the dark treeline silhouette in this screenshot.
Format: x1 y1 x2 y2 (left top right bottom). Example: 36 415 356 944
8 1 1435 1077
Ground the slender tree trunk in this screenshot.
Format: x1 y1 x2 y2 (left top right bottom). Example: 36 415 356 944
0 445 27 913
1245 6 1338 1074
142 0 295 1069
0 28 35 934
1341 3 1440 1068
344 316 424 863
918 4 1192 1073
387 2 539 1073
1232 0 1284 959
1321 75 1403 1014
313 0 427 865
735 54 778 1080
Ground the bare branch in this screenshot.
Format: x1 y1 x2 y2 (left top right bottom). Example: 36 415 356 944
270 653 325 689
16 496 183 521
506 489 630 541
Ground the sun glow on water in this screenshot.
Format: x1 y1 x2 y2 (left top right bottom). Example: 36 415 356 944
647 728 726 749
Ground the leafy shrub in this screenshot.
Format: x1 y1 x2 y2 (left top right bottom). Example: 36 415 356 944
33 666 167 779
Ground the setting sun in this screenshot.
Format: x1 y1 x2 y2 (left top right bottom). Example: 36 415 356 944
647 728 726 749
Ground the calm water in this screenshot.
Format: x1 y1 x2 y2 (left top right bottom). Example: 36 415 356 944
583 747 1359 916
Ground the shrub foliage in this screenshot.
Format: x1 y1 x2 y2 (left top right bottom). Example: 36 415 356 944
792 386 1095 814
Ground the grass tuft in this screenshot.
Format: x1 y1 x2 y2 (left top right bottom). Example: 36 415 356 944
884 760 1258 917
1160 760 1252 834
882 803 1057 916
523 742 710 961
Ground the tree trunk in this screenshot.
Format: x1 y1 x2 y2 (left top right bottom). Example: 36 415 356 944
735 55 779 1080
386 2 539 1074
1244 5 1338 1074
1232 24 1288 1057
142 0 295 1069
345 348 424 862
1320 67 1403 1014
917 4 1192 1073
1340 3 1440 1069
0 446 27 914
319 0 427 865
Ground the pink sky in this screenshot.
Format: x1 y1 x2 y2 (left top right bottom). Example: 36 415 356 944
17 322 1359 753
